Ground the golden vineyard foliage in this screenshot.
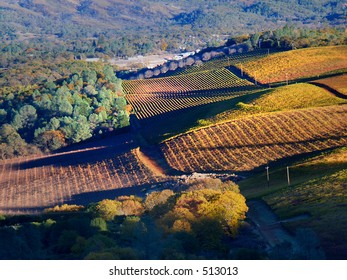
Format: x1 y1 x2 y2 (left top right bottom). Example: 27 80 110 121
211 83 347 122
123 69 255 119
161 105 347 173
238 46 347 83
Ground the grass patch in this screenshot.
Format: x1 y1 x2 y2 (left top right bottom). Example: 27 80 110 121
237 45 347 84
239 147 347 259
205 83 346 123
239 147 347 199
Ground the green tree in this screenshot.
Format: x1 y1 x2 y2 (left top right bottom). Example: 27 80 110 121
71 115 92 142
94 199 122 221
90 218 107 231
35 130 66 151
12 105 37 130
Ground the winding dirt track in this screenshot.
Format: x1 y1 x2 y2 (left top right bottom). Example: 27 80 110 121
247 200 300 252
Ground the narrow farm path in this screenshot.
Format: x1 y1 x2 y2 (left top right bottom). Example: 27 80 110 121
247 200 300 252
134 147 166 177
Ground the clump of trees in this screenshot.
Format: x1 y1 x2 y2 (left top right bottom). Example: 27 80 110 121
0 64 129 158
0 179 255 260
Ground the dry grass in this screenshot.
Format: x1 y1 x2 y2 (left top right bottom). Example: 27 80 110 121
237 46 347 83
208 83 346 123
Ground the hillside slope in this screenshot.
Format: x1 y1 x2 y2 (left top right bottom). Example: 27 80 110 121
260 148 347 259
206 82 347 124
237 46 347 84
0 0 345 42
160 105 347 173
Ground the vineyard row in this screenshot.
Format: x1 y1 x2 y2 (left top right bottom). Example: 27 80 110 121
160 105 347 173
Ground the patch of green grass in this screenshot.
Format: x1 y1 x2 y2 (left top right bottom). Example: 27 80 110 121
240 147 347 259
205 83 347 124
264 168 347 259
239 147 347 199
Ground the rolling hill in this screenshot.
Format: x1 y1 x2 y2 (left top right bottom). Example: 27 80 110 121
1 43 347 260
160 105 347 173
0 134 164 215
0 0 345 45
237 45 347 84
206 82 347 124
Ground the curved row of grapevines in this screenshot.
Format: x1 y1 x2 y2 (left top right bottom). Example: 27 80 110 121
160 105 347 173
123 68 253 95
126 87 256 119
123 68 257 119
170 49 281 76
238 46 347 84
0 149 162 215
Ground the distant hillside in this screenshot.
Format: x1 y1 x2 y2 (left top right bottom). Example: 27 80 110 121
0 0 345 51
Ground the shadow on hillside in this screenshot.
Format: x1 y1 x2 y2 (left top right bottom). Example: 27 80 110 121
67 184 151 206
0 184 157 215
16 131 138 170
136 90 268 144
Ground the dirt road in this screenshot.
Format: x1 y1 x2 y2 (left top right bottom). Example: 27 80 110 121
247 200 300 253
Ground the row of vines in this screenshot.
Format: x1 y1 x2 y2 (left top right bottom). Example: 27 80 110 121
0 148 161 215
160 105 347 173
123 69 257 119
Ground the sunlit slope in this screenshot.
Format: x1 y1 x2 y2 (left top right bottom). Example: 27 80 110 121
123 69 257 120
0 148 162 215
160 105 347 173
207 83 347 123
237 46 347 84
312 74 347 96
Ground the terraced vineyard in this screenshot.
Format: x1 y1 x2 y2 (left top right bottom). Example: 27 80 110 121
0 148 161 215
160 105 347 173
123 68 253 94
237 45 347 84
123 68 257 119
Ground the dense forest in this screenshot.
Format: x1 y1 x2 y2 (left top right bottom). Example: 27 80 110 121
0 64 129 158
0 0 346 67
